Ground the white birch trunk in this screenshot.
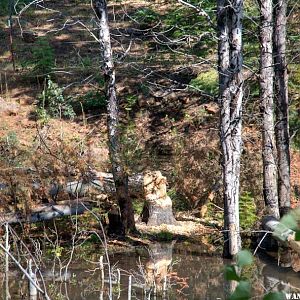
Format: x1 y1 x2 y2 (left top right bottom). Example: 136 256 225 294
274 0 290 216
93 0 136 233
259 0 280 218
217 0 243 257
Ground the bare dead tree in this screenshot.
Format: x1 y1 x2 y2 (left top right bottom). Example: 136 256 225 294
274 0 290 216
217 0 244 258
93 0 136 234
259 0 280 219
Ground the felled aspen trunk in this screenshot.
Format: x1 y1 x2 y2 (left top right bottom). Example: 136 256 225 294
62 172 144 198
262 216 300 272
0 202 89 224
262 216 300 253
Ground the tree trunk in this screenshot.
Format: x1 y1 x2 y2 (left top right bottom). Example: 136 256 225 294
93 0 136 234
274 0 290 217
259 0 280 219
217 0 244 258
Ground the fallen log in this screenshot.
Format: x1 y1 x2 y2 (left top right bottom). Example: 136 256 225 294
0 201 90 224
61 172 144 198
0 171 176 226
55 171 176 226
262 216 300 254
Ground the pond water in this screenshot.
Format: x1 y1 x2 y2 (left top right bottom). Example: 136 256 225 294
2 242 300 300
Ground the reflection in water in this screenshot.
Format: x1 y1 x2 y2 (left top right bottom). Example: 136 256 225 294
145 242 173 293
2 244 300 299
259 252 300 294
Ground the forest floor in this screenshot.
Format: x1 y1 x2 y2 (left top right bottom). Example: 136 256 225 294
0 0 300 244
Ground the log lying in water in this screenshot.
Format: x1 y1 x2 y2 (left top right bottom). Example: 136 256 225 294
0 200 90 224
262 216 300 254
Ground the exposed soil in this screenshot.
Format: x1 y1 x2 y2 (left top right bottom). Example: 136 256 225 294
0 0 299 223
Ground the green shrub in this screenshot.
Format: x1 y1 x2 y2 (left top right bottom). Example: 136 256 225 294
132 199 144 215
31 37 55 76
189 69 218 95
167 188 190 211
76 90 107 112
0 0 33 16
239 192 257 230
133 8 160 25
125 94 138 111
37 77 75 120
162 3 214 39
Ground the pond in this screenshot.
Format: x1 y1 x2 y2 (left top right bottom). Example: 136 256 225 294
2 242 300 300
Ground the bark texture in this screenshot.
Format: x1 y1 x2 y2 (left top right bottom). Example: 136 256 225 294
217 0 243 258
93 0 135 234
274 0 290 216
259 0 280 218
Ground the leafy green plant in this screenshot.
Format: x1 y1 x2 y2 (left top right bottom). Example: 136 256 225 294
272 208 300 242
189 69 218 95
37 77 75 120
31 37 55 76
125 94 138 111
167 188 190 211
132 199 144 215
239 192 257 230
225 250 285 300
76 90 107 112
133 8 160 26
35 107 50 125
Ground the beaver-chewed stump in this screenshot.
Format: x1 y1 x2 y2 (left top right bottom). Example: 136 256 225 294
140 171 177 226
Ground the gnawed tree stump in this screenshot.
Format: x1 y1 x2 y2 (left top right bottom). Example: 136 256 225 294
141 171 177 226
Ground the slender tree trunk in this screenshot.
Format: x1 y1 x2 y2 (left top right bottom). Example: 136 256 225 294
93 0 136 234
259 0 280 219
217 0 244 258
274 0 290 216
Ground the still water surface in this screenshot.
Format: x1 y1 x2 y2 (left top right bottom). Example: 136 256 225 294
2 242 300 300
